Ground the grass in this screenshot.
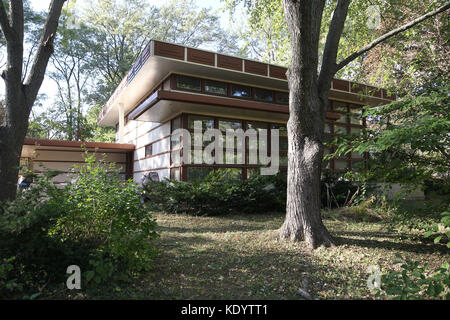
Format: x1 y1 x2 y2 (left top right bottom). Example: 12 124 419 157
69 205 447 300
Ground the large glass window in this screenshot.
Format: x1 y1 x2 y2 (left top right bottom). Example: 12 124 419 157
271 124 287 136
204 80 227 95
231 84 251 98
171 168 181 181
333 102 348 113
187 167 213 182
254 88 274 102
219 119 242 131
188 116 214 130
176 75 201 91
335 159 349 170
275 92 289 104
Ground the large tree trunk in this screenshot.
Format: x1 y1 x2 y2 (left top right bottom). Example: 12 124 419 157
0 116 29 202
0 0 66 202
279 0 335 248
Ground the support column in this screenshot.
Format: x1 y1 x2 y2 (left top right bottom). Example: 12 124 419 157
118 103 125 143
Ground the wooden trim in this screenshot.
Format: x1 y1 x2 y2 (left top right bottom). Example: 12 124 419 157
187 48 215 66
24 138 135 150
126 122 165 143
217 54 243 71
133 167 171 174
158 90 289 114
31 159 127 164
135 134 172 151
28 148 130 154
134 150 171 162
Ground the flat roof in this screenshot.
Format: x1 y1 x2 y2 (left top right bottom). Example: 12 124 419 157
98 40 395 127
23 138 135 151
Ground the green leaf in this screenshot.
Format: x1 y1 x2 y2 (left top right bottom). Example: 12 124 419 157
434 236 443 244
424 230 433 238
85 270 95 283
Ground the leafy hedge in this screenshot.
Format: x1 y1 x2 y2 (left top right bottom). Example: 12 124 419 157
142 169 363 216
143 169 287 216
0 152 158 299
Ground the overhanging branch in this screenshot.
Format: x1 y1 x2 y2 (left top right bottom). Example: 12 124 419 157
336 2 450 72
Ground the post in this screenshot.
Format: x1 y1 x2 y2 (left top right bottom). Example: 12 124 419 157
118 103 125 143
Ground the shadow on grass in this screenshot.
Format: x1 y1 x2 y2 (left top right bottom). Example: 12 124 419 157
333 234 449 255
156 224 278 234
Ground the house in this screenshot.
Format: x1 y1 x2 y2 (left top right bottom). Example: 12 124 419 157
20 40 395 185
96 40 395 183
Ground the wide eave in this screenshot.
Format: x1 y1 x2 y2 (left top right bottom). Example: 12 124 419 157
98 40 395 127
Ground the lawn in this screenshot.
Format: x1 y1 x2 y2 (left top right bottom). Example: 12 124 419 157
81 207 448 300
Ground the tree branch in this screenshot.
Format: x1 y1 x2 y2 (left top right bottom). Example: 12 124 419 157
318 0 350 91
23 0 66 107
0 1 11 41
336 2 450 72
10 0 24 43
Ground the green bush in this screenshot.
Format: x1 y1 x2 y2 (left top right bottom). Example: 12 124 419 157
320 171 366 208
143 169 286 216
380 255 450 300
0 152 158 298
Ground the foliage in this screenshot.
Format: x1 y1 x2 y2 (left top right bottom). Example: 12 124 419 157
380 255 450 300
50 151 159 283
424 209 450 248
143 169 286 216
0 172 74 298
0 152 158 298
320 171 362 208
329 83 449 191
26 0 242 142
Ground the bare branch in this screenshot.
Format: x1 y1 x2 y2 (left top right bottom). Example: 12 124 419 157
336 2 450 72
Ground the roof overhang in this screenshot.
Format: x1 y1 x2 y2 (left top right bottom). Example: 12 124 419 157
98 55 288 127
98 40 396 127
127 90 344 124
22 139 135 155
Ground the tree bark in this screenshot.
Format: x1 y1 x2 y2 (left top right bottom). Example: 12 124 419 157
280 0 335 248
280 0 449 249
0 0 66 202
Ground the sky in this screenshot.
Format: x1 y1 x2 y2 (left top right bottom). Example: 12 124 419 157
1 0 234 114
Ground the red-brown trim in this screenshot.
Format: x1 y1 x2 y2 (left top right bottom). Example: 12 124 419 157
135 135 172 151
159 90 288 114
24 138 135 151
244 60 268 76
187 48 215 66
133 167 171 174
134 150 171 162
269 65 288 80
217 54 242 71
154 41 184 60
31 159 127 164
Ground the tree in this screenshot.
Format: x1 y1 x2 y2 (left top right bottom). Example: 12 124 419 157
229 0 450 248
0 0 66 202
331 82 449 191
282 0 449 248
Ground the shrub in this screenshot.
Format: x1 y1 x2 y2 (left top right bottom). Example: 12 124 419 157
49 152 159 283
0 152 158 298
143 169 286 216
320 171 363 208
380 255 450 300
